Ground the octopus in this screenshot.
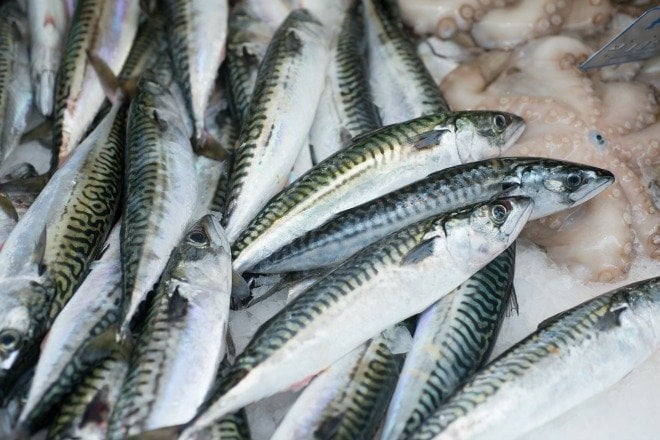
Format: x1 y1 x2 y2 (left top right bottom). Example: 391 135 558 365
398 0 614 46
439 35 659 282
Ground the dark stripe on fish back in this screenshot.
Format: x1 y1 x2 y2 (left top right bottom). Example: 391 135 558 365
47 104 126 321
401 245 515 437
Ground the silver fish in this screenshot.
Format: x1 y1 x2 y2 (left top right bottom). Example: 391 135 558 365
272 324 409 440
109 214 231 438
0 99 125 385
0 3 32 166
382 245 516 440
46 346 129 440
184 196 533 431
27 0 72 116
308 0 381 163
362 0 449 125
17 224 122 433
52 0 139 166
232 111 525 274
223 9 330 244
164 0 228 147
249 158 614 274
120 53 197 335
410 276 660 440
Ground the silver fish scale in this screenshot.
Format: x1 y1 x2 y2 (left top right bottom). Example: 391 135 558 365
389 245 515 439
410 276 660 439
231 113 454 258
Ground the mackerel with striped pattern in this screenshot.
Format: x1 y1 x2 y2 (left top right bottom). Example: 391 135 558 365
0 100 125 394
223 8 330 244
411 276 660 440
272 324 408 439
362 0 449 125
184 196 533 431
308 0 381 163
119 53 197 335
382 245 515 440
231 111 524 273
47 348 128 440
52 0 138 168
110 215 231 438
0 3 31 167
163 0 228 147
250 157 614 273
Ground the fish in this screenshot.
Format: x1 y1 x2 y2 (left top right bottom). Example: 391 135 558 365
0 99 125 387
17 224 122 433
382 245 516 440
223 8 330 244
52 0 139 167
183 196 533 431
223 3 273 129
231 111 525 274
27 0 72 116
117 11 166 92
46 346 129 440
249 157 614 273
410 275 660 440
0 3 32 166
0 193 18 251
308 0 382 164
109 215 232 438
272 324 409 440
362 0 449 125
164 0 228 148
120 52 197 335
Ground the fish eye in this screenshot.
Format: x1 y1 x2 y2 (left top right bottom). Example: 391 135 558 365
188 230 209 246
565 172 582 190
489 203 509 225
493 114 507 130
0 331 18 350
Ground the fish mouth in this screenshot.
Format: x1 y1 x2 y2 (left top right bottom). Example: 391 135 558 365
503 120 526 151
569 173 615 204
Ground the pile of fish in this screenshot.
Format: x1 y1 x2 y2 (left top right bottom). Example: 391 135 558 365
0 0 657 439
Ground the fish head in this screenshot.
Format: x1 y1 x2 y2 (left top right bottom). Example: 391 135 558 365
455 111 525 162
0 280 44 376
445 196 533 269
170 214 231 290
511 159 615 219
622 277 660 337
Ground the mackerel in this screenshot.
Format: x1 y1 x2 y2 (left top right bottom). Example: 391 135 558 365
46 348 129 440
164 0 228 147
272 324 409 440
0 99 125 384
250 158 614 273
224 3 273 129
120 54 197 334
110 215 231 438
232 111 525 273
117 11 165 89
185 196 533 430
27 0 72 116
223 9 330 243
17 224 122 432
0 3 32 166
308 0 382 163
382 245 515 440
362 0 449 124
52 0 139 167
411 276 660 440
